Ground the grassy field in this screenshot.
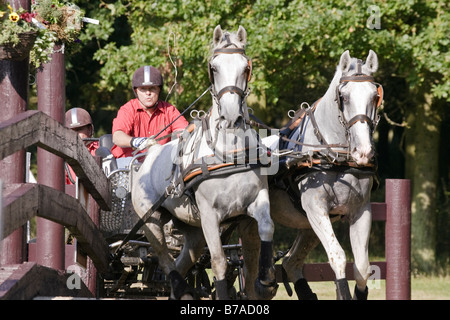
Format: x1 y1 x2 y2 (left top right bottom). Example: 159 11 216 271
273 275 450 300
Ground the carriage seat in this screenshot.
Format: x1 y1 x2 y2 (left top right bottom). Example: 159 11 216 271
96 134 119 174
99 133 114 151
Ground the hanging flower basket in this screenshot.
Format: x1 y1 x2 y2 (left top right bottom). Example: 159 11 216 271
0 31 37 61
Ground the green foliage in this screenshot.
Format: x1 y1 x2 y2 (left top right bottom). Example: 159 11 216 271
75 0 448 120
63 0 449 274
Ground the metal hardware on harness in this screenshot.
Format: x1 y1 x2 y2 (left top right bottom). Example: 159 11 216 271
166 180 183 198
190 109 207 119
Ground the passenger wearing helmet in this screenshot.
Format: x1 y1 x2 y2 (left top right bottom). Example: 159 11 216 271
111 65 189 159
65 108 99 184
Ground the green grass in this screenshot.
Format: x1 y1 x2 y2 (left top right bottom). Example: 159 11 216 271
273 275 450 300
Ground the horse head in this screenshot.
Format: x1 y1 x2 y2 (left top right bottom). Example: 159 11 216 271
209 25 252 130
336 50 382 166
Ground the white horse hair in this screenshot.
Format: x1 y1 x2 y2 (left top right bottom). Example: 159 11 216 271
131 25 278 300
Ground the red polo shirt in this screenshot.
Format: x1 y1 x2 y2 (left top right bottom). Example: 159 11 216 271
111 99 189 158
65 140 99 184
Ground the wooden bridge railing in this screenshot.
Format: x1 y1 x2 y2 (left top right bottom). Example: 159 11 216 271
0 110 111 273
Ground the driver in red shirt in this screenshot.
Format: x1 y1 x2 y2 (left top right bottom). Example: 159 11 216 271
111 65 189 159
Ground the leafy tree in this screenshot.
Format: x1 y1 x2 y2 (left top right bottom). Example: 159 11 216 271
65 0 448 274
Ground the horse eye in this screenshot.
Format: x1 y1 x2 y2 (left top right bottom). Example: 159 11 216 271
341 94 349 103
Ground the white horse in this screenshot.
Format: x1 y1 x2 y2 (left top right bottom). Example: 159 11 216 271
269 50 382 299
131 25 278 300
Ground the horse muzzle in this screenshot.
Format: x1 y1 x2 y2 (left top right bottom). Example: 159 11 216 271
219 114 245 130
217 91 246 130
351 145 375 166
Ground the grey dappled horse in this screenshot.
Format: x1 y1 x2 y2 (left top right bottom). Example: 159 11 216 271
131 25 278 300
269 50 382 300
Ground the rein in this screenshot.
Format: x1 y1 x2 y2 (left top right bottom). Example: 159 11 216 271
154 85 212 140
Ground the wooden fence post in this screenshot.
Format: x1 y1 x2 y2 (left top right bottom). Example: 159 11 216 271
385 179 411 300
0 0 31 266
35 42 66 270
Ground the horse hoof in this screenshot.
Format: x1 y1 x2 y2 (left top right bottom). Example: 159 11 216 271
335 278 352 300
169 270 198 300
294 278 318 300
181 293 195 300
214 278 230 300
353 285 368 300
255 278 279 300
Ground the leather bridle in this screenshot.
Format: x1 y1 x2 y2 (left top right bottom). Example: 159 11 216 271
335 60 383 133
208 43 252 102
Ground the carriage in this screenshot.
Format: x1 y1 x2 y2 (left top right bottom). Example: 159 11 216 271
93 26 382 300
96 134 247 299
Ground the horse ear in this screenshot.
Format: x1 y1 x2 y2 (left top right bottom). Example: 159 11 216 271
339 50 352 73
365 49 379 74
237 25 247 45
213 25 223 46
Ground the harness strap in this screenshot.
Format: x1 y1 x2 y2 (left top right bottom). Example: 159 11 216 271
216 85 246 99
339 75 375 82
182 163 232 182
304 102 349 163
279 108 307 134
213 48 246 55
346 114 374 130
280 135 348 150
289 157 376 170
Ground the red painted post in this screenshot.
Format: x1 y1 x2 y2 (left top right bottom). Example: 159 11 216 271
35 43 66 270
0 0 30 266
385 179 411 300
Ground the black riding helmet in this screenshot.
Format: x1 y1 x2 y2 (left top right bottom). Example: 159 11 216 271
132 65 163 90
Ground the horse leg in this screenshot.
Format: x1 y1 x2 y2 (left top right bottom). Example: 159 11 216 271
302 200 351 299
174 221 207 298
247 188 278 300
138 210 174 274
238 217 261 299
138 210 193 300
349 204 372 300
194 202 229 300
204 224 229 300
282 229 320 300
173 220 206 277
